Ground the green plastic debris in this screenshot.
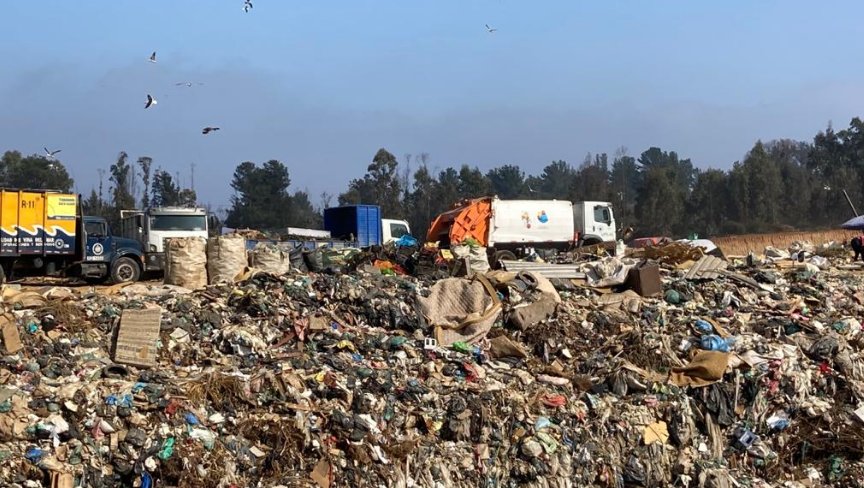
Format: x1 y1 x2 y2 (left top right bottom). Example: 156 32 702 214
536 432 558 453
828 455 845 482
159 437 175 460
664 289 681 305
451 341 471 353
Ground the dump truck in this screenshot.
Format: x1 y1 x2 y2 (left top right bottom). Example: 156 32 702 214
426 197 618 264
119 206 208 274
0 190 145 283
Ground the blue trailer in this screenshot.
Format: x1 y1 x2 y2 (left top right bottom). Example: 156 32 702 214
323 205 384 247
229 205 411 252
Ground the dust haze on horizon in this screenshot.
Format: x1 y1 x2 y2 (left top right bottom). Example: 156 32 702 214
2 1 863 209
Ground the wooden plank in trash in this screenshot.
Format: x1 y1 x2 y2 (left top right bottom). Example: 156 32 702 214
113 308 162 368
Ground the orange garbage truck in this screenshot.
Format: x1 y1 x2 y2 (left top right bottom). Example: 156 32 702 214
426 197 576 263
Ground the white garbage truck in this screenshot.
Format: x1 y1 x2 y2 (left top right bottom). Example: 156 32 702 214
427 197 618 264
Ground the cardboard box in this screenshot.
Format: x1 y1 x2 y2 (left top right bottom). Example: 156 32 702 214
626 262 662 297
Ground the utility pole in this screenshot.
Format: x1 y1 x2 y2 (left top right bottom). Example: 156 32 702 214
190 162 196 192
843 189 859 217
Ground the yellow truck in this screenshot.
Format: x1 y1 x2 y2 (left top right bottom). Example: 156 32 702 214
0 190 145 283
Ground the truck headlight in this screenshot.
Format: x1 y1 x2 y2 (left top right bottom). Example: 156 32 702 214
150 245 157 252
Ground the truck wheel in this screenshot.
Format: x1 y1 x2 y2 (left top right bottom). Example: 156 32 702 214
111 257 141 283
492 250 517 270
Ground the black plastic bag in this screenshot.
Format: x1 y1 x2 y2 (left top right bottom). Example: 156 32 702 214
303 249 325 273
289 247 307 272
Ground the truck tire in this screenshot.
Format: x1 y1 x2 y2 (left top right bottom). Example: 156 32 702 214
492 250 517 270
111 257 141 284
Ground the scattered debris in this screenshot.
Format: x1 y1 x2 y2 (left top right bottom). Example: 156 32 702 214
0 240 861 486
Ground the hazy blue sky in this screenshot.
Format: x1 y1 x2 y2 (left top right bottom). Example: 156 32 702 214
2 1 863 211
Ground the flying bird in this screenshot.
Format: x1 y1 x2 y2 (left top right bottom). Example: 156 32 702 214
202 127 221 135
485 24 497 33
145 94 157 109
175 82 204 87
149 51 157 63
243 0 252 13
43 147 61 159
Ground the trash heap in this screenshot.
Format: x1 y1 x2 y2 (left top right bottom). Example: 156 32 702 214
0 242 863 487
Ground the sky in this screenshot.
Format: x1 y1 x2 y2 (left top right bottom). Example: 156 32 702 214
2 1 864 212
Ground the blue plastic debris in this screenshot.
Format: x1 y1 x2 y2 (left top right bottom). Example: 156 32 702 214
694 319 713 333
699 334 735 352
24 447 43 463
395 235 419 247
105 394 134 408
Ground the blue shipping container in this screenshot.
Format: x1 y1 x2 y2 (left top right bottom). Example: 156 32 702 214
323 205 382 247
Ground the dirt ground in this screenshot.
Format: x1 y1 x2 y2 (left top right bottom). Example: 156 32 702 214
712 229 856 257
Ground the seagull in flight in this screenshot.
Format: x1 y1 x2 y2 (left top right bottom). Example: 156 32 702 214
202 127 220 135
175 82 204 88
243 0 252 13
148 51 157 63
145 94 157 109
43 147 61 160
485 24 497 33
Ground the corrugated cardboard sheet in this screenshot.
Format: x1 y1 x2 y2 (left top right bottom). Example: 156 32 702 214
684 256 728 280
113 308 162 368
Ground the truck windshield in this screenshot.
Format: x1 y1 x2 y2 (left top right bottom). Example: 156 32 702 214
150 215 207 231
85 221 107 237
389 223 409 239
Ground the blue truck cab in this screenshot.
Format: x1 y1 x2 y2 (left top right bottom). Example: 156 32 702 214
79 216 145 283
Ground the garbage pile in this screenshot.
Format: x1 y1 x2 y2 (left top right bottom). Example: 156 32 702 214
0 242 863 486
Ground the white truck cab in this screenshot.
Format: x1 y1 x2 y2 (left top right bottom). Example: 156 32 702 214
382 219 411 243
119 207 208 271
573 201 617 246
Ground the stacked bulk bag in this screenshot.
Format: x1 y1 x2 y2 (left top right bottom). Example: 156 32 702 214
207 235 249 284
165 237 208 289
250 242 291 275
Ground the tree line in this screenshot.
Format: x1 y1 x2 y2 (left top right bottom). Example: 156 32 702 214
0 150 197 230
338 118 864 239
4 116 864 239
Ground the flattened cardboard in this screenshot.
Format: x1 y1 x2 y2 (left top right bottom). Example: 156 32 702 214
0 314 22 354
113 308 162 368
311 459 332 488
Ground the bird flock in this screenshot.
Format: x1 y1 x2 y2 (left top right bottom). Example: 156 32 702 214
45 2 499 158
140 2 259 136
